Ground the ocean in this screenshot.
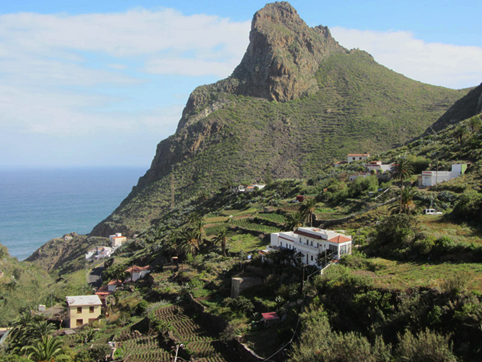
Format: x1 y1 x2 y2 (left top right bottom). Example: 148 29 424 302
0 167 146 261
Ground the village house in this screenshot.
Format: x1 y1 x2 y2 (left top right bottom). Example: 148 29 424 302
66 295 102 328
95 280 122 307
349 172 369 182
347 153 370 163
418 164 467 187
109 233 127 247
365 161 393 173
125 265 151 282
270 227 352 266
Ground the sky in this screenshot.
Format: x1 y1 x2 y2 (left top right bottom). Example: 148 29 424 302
0 0 481 169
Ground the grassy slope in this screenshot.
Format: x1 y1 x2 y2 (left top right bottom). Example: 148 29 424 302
98 50 468 235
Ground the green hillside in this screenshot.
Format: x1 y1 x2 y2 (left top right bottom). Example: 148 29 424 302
92 48 467 236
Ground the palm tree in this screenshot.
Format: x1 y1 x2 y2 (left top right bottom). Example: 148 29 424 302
469 115 481 133
22 335 64 362
299 198 317 226
8 310 45 353
285 211 304 231
391 157 414 213
184 228 201 257
453 124 468 145
400 187 418 215
214 228 228 257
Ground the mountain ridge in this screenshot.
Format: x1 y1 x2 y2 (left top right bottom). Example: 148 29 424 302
90 1 469 237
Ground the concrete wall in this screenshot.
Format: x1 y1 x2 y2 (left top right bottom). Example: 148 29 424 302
231 277 263 298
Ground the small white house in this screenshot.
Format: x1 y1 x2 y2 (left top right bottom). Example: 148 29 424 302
365 161 393 173
347 153 370 163
125 265 151 282
419 164 467 187
109 233 127 247
246 184 266 192
270 227 352 266
349 172 369 182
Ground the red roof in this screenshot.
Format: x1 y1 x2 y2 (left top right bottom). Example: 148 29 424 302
328 235 351 244
262 312 280 321
126 265 151 273
95 286 113 295
108 279 122 286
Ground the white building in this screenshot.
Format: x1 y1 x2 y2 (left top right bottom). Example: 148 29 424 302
347 153 370 163
270 227 352 266
125 265 151 282
349 172 369 182
419 164 467 187
365 161 393 173
109 233 127 247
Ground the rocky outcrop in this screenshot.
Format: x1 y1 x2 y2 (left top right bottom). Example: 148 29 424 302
424 82 482 135
176 1 346 132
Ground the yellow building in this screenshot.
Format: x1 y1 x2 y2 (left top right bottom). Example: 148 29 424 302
66 295 102 328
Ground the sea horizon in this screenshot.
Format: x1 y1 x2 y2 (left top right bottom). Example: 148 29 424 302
0 166 146 261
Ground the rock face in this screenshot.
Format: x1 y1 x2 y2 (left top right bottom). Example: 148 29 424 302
176 1 346 131
424 83 482 135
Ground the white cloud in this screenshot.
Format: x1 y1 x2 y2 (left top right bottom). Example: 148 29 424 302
331 27 482 89
0 7 250 164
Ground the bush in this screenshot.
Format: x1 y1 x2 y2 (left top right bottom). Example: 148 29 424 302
374 214 418 247
450 191 482 223
395 329 456 361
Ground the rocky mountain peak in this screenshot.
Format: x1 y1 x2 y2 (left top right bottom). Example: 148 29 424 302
232 1 346 102
176 1 346 132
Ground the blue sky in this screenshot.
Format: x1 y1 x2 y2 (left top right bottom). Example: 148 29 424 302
0 0 481 168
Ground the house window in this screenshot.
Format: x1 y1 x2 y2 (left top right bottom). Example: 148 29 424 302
280 242 282 247
89 306 95 313
310 241 313 247
77 307 82 314
311 255 313 261
76 319 83 326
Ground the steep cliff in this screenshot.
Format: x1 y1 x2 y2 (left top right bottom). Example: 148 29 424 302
90 2 468 237
423 83 482 135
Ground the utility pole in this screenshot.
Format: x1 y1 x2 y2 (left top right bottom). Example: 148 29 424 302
300 265 305 294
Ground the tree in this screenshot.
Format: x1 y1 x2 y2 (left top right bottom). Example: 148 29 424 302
391 157 414 213
399 187 417 215
299 198 317 226
22 336 65 362
214 228 228 257
285 211 304 231
453 124 468 145
183 228 201 257
468 115 481 133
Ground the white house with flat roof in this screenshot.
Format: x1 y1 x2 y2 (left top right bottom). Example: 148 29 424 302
419 164 467 187
270 227 352 266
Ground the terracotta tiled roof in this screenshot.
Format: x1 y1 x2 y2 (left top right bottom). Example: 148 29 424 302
95 286 112 295
126 265 150 273
108 279 122 286
328 235 351 244
262 312 280 321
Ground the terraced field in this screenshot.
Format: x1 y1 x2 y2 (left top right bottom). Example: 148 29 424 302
154 305 239 362
116 332 171 362
116 305 239 362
